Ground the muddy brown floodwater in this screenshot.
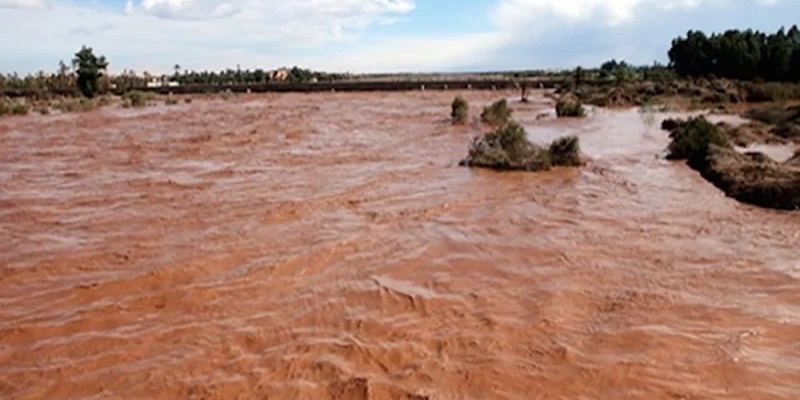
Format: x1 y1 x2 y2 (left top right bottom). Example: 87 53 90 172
1 91 799 400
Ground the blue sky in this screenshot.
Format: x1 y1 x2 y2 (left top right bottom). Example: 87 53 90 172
0 0 797 75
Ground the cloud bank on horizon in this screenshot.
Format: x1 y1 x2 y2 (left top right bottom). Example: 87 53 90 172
0 0 795 74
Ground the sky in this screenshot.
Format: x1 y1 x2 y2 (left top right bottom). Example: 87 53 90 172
0 0 797 75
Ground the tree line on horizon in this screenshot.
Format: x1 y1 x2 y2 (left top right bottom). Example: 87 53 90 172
0 47 348 98
3 26 800 98
668 26 800 81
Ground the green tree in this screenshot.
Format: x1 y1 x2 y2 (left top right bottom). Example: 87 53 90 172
669 26 800 81
72 46 108 98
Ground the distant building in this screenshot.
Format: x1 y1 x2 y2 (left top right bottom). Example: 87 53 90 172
145 79 179 88
270 68 289 82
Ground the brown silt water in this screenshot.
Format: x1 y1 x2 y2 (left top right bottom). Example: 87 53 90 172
1 91 799 399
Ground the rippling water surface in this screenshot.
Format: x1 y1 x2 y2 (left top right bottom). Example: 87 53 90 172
1 91 799 399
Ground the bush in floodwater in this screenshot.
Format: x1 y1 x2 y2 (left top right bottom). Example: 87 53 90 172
0 97 29 116
54 97 97 113
165 97 179 106
122 91 154 108
11 101 29 116
0 97 30 116
665 116 730 166
548 136 582 166
480 99 512 127
463 121 583 171
743 82 800 103
220 89 234 101
743 104 793 125
466 121 550 171
451 96 469 125
555 99 585 117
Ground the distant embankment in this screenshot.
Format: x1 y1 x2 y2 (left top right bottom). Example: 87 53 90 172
117 78 576 95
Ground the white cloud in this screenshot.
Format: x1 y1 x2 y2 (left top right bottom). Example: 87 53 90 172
479 0 792 70
316 32 513 72
0 0 418 73
493 0 702 28
135 0 241 19
129 0 414 21
0 0 47 8
0 0 793 74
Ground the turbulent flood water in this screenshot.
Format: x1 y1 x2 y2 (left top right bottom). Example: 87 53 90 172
1 91 799 400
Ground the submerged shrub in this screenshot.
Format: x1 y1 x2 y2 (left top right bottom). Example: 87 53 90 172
11 102 29 115
660 118 684 131
555 99 585 117
123 91 153 108
480 99 512 127
744 82 800 103
220 89 234 101
165 97 179 106
744 105 790 125
54 97 97 113
665 116 730 166
548 136 582 166
464 121 582 171
451 96 469 125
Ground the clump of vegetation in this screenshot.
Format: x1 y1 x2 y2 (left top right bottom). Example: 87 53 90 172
743 82 800 102
665 116 730 166
122 91 154 108
548 136 582 166
663 116 800 210
743 104 790 125
464 122 550 171
555 98 585 117
165 97 179 106
220 89 234 101
462 121 583 171
743 104 800 140
599 59 634 82
480 99 512 126
11 102 29 115
53 97 97 113
451 96 469 125
704 146 800 210
0 97 31 116
660 118 685 132
184 97 193 104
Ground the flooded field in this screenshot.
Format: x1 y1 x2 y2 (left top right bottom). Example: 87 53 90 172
1 91 799 399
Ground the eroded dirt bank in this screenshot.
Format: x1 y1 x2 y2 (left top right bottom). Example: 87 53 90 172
1 91 799 399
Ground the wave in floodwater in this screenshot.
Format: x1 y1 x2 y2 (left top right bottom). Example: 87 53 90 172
1 91 799 400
